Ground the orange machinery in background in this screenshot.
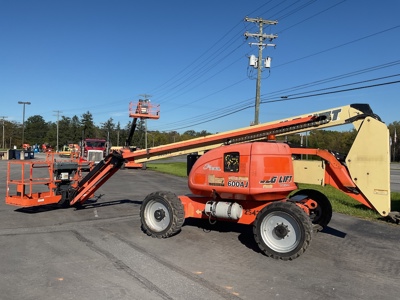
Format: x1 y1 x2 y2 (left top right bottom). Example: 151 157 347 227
123 99 160 168
59 144 81 158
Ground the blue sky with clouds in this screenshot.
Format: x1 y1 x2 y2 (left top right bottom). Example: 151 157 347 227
1 0 399 133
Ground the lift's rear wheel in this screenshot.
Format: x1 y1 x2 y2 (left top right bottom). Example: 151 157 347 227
140 191 185 238
253 201 312 260
58 190 73 208
291 189 332 231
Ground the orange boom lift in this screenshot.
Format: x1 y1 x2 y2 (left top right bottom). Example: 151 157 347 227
123 99 160 168
5 103 398 260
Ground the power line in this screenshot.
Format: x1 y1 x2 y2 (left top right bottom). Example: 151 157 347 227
273 0 317 20
157 41 247 104
159 22 400 124
150 16 248 98
150 0 334 103
158 78 400 132
54 2 365 124
36 2 398 134
257 0 293 18
277 0 345 34
261 60 400 98
154 57 400 131
151 9 400 124
261 79 400 105
273 74 400 100
149 0 302 103
159 49 247 107
276 24 400 68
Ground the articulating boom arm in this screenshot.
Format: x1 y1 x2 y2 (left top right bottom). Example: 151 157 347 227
70 152 125 205
122 103 378 163
125 118 138 147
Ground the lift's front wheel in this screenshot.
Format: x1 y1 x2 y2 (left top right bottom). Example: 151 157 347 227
140 191 185 238
253 201 312 260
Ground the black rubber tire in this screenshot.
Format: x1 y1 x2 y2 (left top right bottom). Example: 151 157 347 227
58 198 70 208
140 191 185 238
291 189 332 231
253 201 313 261
58 190 71 208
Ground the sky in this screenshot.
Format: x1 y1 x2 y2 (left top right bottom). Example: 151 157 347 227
1 0 399 134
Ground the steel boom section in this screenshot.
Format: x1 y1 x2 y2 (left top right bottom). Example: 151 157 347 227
123 104 373 163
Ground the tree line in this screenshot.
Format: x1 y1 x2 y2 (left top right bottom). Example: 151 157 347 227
0 111 213 151
2 112 399 161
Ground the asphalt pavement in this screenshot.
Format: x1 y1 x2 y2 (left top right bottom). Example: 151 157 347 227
0 155 399 300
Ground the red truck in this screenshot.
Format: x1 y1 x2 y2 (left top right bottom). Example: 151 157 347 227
82 138 107 163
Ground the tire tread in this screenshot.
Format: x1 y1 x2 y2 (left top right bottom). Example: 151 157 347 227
140 191 185 238
253 201 312 261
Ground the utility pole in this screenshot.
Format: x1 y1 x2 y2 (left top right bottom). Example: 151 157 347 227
244 17 278 125
53 110 62 152
139 94 152 170
18 101 31 147
139 94 152 150
0 116 7 149
394 127 397 162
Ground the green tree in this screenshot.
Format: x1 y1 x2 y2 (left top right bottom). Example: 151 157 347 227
285 134 301 146
4 120 20 149
24 115 49 146
388 121 400 161
115 122 122 146
147 130 166 147
181 130 197 141
156 130 170 146
133 119 146 148
197 130 211 137
100 118 116 147
183 130 196 137
80 111 96 138
122 120 146 148
58 116 73 146
308 129 356 154
71 115 82 143
123 121 132 147
44 122 57 149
